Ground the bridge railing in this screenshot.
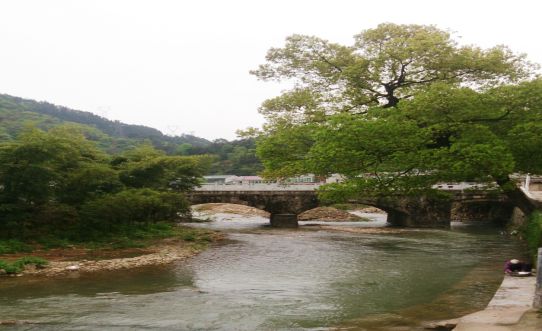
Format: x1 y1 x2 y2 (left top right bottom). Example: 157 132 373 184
195 182 502 193
195 183 322 191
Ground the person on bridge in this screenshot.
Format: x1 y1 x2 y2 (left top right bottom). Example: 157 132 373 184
504 259 532 275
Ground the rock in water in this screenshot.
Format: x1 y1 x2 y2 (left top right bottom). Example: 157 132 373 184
298 207 366 222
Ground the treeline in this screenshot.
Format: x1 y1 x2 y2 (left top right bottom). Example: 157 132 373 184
0 94 263 175
0 126 212 242
178 138 263 175
0 94 210 152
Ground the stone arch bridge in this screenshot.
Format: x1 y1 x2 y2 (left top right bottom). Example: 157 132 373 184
187 185 512 228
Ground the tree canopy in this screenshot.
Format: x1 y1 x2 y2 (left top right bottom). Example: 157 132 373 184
251 24 536 125
0 127 211 240
0 94 264 175
253 24 541 206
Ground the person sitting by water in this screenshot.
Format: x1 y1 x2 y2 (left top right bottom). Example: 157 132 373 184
504 259 532 275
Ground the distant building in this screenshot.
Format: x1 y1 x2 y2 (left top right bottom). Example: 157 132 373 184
228 176 265 185
203 175 268 185
203 174 339 185
286 174 322 184
203 175 236 184
325 174 344 184
431 182 495 191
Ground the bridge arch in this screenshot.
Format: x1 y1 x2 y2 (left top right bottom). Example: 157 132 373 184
187 190 318 227
191 203 270 219
188 188 509 228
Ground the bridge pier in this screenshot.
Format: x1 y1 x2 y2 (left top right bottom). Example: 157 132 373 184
270 214 299 228
188 188 508 229
451 201 514 224
383 197 452 228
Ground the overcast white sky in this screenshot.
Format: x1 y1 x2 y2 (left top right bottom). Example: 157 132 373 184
1 0 541 140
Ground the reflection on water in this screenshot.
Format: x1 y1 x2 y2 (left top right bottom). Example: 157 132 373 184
0 216 526 330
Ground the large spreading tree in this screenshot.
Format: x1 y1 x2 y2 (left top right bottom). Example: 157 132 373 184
252 24 541 212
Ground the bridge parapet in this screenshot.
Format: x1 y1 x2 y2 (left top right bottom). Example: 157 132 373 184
195 183 322 191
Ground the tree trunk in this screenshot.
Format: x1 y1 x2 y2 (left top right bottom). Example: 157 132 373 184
383 95 399 108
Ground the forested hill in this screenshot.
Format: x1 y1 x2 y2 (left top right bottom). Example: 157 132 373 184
0 94 211 152
0 93 263 175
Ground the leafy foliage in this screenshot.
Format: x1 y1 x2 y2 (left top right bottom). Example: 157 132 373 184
252 23 536 123
0 94 210 153
0 127 210 242
0 94 264 175
521 211 542 259
0 256 48 274
79 189 190 237
179 138 264 175
254 25 541 203
0 239 32 254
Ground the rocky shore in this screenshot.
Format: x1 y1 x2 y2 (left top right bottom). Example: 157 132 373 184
298 207 369 222
21 242 198 277
1 233 223 278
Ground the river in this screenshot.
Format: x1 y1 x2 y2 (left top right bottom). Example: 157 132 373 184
0 214 527 330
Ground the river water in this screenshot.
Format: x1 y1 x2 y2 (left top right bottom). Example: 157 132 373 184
0 214 527 330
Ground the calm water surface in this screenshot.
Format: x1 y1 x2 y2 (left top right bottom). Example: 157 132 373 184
0 215 526 330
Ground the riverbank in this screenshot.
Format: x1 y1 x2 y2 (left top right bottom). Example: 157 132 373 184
0 214 529 330
0 226 223 278
427 275 541 330
453 275 540 330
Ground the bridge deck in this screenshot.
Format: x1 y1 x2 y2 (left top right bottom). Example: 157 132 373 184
195 184 321 191
195 182 500 193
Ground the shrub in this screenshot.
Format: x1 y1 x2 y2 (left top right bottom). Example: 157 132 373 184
36 237 71 249
0 260 21 274
13 256 49 268
31 203 79 237
0 256 49 274
522 211 542 259
78 189 190 239
0 239 32 254
181 233 196 241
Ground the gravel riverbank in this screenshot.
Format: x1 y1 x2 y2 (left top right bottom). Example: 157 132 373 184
1 231 223 278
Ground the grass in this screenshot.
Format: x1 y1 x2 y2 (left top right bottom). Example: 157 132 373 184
0 222 219 254
0 256 49 274
86 223 216 250
0 239 33 254
174 226 215 250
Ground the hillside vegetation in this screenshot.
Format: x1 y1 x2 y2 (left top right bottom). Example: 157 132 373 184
0 94 262 175
0 126 212 251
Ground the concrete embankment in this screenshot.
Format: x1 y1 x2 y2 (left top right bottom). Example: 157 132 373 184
452 275 537 330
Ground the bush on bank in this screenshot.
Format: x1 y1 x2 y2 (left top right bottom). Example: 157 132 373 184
0 126 211 249
0 256 48 274
522 211 542 259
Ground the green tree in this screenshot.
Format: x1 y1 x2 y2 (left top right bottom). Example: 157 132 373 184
256 80 541 211
251 23 536 127
79 189 190 236
0 127 103 205
0 126 105 237
0 127 209 241
118 144 212 191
